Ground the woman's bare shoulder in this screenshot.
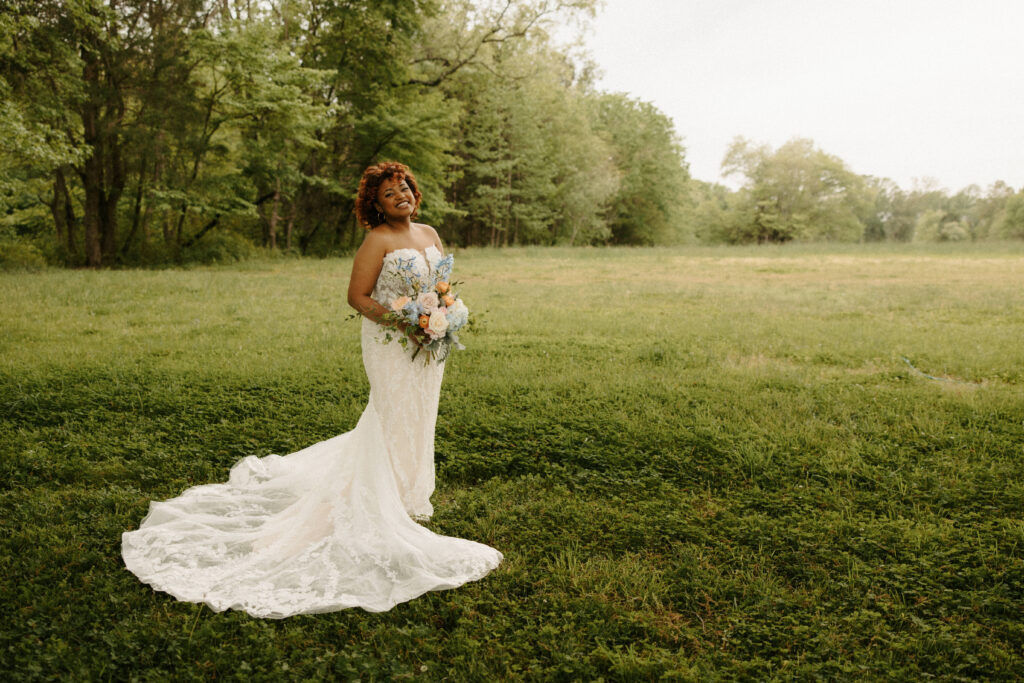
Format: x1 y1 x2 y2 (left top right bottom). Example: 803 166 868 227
364 224 393 241
355 227 391 259
414 223 443 250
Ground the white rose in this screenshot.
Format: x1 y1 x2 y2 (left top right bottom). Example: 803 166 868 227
417 292 440 312
427 310 449 338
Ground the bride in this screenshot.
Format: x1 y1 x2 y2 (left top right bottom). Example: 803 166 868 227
121 162 503 618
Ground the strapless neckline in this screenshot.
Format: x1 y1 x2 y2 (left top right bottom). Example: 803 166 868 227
383 245 441 267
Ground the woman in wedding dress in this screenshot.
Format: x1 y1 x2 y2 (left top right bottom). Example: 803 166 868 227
121 162 503 618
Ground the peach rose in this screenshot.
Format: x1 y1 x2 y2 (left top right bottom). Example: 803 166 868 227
390 295 411 312
435 281 450 294
442 294 455 307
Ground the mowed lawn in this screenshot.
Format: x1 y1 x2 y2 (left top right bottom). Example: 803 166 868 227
2 244 1023 680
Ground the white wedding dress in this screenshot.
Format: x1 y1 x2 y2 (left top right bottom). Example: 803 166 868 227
121 246 502 618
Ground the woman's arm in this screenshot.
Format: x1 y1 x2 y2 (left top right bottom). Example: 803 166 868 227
347 233 423 343
347 234 390 323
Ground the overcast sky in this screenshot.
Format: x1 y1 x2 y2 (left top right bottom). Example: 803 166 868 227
585 0 1024 192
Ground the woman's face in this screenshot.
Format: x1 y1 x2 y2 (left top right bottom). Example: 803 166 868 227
376 177 416 221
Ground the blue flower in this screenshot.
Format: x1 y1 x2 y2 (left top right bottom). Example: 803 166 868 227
434 255 454 280
401 301 421 324
445 301 468 330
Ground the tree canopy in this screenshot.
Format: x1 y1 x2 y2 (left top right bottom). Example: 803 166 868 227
0 1 1020 268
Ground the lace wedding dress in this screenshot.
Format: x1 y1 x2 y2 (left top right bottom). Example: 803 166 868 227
121 246 502 618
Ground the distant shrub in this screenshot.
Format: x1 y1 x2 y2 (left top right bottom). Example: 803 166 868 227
939 220 969 241
997 191 1024 239
912 209 944 242
913 212 970 242
180 231 257 265
0 242 48 270
253 244 304 261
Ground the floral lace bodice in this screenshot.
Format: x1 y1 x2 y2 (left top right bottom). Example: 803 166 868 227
371 246 444 308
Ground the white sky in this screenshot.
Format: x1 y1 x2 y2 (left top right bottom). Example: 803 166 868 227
585 0 1024 193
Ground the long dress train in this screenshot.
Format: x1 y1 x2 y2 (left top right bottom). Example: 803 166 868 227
121 246 502 618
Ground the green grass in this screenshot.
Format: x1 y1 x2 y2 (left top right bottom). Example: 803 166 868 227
2 244 1023 680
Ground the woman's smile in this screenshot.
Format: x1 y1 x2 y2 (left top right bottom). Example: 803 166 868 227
377 178 417 221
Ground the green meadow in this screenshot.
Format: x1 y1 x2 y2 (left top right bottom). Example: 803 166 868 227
2 244 1023 680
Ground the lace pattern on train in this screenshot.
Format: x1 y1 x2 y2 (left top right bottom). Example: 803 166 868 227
121 246 501 617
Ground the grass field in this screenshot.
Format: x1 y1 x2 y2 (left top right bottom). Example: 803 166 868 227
2 244 1024 680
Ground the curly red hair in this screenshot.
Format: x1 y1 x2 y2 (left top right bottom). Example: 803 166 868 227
354 161 422 230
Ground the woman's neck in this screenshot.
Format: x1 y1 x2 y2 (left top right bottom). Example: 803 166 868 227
384 217 412 232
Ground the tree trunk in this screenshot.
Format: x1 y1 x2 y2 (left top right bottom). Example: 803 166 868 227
504 166 512 247
79 51 103 266
568 215 580 246
299 216 317 254
82 180 103 265
349 213 362 248
163 215 175 247
57 167 76 254
298 193 320 254
144 135 165 245
123 151 148 256
50 171 68 249
175 205 185 246
335 201 346 245
77 41 125 266
81 152 103 264
100 124 124 261
267 177 281 250
284 202 295 250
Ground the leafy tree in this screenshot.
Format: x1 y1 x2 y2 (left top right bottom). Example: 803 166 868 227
4 0 822 260
1 1 98 263
436 1 608 246
860 177 915 242
972 181 1015 240
722 137 869 243
549 102 618 245
945 185 981 239
303 0 461 250
688 180 751 244
588 93 691 245
997 189 1024 239
1 0 333 265
911 208 941 242
911 207 968 242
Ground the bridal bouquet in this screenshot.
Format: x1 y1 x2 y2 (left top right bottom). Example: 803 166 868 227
378 253 469 363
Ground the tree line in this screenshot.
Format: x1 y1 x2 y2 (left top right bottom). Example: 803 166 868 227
1 1 1021 268
695 137 1024 245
